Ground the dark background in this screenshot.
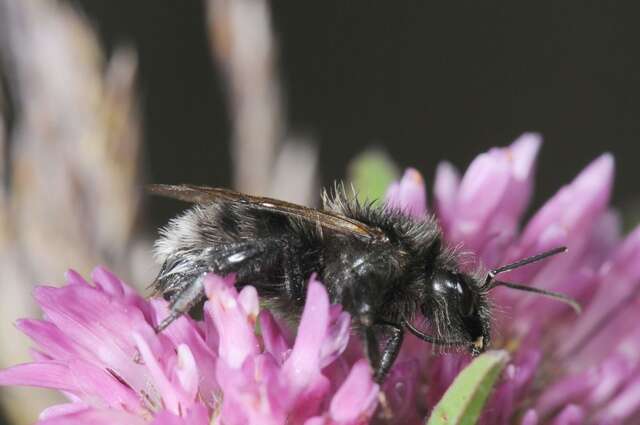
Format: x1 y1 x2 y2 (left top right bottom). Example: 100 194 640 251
76 1 640 227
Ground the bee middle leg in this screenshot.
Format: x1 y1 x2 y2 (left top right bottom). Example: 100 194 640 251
365 328 382 373
365 323 404 383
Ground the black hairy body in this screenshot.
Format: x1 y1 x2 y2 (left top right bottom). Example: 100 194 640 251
150 184 579 384
150 184 499 383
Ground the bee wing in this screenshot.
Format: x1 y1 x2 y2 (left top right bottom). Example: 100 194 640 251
147 184 384 239
148 184 247 204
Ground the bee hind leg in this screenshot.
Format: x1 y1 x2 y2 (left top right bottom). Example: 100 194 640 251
155 273 207 332
153 239 285 332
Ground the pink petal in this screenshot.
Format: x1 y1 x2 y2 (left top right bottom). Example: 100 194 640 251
259 310 290 364
40 403 91 420
551 405 585 425
282 276 335 421
382 359 420 423
479 134 541 263
66 359 142 411
588 354 636 405
304 418 328 425
521 409 538 425
510 153 614 282
150 299 219 400
216 354 286 425
452 150 511 248
64 270 88 286
174 344 199 402
134 332 194 416
509 133 541 181
151 404 210 425
284 276 330 387
560 224 640 358
601 223 640 279
16 319 89 361
151 411 188 425
204 274 259 368
600 374 640 421
286 377 331 424
91 266 126 298
536 373 593 415
32 283 156 394
0 361 77 392
319 308 351 368
329 359 379 423
238 285 260 322
385 168 428 218
433 161 460 232
0 360 141 411
37 407 146 425
443 134 541 255
523 153 614 247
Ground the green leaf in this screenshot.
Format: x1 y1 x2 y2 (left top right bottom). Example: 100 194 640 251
347 149 399 205
426 350 510 425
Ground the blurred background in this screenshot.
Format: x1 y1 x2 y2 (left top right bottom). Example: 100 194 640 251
0 0 639 423
78 1 640 225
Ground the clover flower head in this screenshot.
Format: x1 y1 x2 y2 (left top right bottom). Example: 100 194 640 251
0 270 378 424
386 134 640 424
2 134 640 424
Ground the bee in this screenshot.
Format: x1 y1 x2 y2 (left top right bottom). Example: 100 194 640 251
149 184 580 383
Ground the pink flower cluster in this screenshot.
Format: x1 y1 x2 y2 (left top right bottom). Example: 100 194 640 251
3 134 640 424
0 269 378 424
386 134 640 424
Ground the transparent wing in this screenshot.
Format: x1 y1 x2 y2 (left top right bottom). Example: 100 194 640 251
147 184 384 240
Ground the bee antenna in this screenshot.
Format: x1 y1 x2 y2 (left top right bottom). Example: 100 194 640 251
487 280 582 314
484 246 567 285
482 246 580 313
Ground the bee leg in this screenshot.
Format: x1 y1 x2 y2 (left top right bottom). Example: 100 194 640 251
154 239 284 332
374 323 404 383
155 273 207 332
364 328 382 373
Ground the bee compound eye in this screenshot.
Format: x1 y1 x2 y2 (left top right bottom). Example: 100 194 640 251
460 283 476 317
431 271 476 317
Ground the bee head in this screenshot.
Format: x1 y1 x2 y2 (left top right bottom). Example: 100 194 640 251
419 270 491 354
405 246 579 356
